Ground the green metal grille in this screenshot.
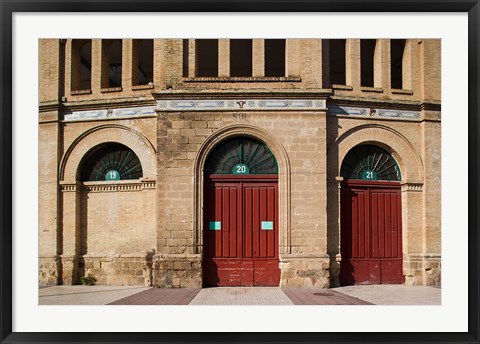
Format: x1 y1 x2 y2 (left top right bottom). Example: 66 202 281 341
81 143 143 181
341 145 401 181
206 137 278 175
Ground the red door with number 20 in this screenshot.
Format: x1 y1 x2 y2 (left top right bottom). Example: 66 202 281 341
203 175 280 287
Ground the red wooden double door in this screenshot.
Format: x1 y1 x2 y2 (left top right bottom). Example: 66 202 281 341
340 181 403 285
203 176 280 287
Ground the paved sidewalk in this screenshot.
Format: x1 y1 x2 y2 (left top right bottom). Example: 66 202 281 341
39 286 150 305
332 285 441 305
39 285 440 305
189 287 293 305
283 288 372 305
109 288 200 305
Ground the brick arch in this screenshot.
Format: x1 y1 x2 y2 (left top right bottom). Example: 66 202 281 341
193 123 292 255
60 124 156 182
327 124 424 183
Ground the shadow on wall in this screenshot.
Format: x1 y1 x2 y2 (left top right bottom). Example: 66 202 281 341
338 261 356 286
326 115 341 287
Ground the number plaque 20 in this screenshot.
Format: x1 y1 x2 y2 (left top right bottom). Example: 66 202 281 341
233 164 250 175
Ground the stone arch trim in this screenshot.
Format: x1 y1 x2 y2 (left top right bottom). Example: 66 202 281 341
327 124 424 183
193 123 292 254
60 124 156 182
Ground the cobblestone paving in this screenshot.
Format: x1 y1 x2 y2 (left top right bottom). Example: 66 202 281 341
189 287 294 305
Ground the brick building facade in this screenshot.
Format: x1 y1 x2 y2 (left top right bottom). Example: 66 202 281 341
39 39 441 288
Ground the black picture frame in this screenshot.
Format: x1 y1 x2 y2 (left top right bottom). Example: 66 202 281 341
1 1 478 343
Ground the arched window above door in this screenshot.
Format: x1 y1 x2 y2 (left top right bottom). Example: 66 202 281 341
80 143 143 181
205 137 278 175
341 144 401 181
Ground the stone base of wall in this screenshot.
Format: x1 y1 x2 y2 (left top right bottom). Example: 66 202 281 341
424 255 441 286
152 254 202 288
279 255 330 288
80 254 153 286
39 255 61 287
328 254 342 287
60 255 80 285
404 254 441 286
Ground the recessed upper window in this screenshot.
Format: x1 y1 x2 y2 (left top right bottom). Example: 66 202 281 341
329 39 346 86
102 39 123 88
133 39 153 86
391 39 406 89
71 39 92 91
361 39 376 87
230 39 253 77
265 39 286 77
196 39 218 77
81 143 143 181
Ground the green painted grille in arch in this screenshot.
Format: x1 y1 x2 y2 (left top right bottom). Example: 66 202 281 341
81 143 143 181
206 137 278 175
341 144 401 181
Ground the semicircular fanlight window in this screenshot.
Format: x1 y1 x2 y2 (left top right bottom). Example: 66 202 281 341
206 137 278 175
81 143 143 181
341 145 401 181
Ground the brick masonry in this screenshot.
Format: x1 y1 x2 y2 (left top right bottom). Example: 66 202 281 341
39 39 441 288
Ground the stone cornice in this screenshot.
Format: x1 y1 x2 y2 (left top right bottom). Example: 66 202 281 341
152 89 332 100
183 76 302 83
60 180 156 192
329 95 441 111
60 96 155 113
401 182 424 192
39 101 61 113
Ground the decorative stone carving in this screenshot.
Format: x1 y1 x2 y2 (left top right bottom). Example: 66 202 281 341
60 181 156 193
156 99 327 111
64 106 156 121
328 105 421 121
401 182 424 192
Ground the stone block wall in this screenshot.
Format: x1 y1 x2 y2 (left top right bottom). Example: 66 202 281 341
38 38 441 288
154 108 329 288
82 254 153 286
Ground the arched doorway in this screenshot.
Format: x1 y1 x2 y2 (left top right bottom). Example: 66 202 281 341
339 144 403 285
203 137 280 287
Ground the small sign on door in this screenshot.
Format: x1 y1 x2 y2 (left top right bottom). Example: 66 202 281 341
209 221 221 230
261 221 273 230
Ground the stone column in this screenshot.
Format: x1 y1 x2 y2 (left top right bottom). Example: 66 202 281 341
188 39 196 77
123 39 133 89
286 39 300 77
252 39 265 77
402 39 413 90
327 177 343 287
91 39 102 92
421 119 441 286
60 182 82 285
374 39 391 89
218 39 230 77
153 39 163 86
345 39 361 88
401 182 425 285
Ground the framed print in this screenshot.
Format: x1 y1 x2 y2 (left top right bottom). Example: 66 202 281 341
1 1 479 344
